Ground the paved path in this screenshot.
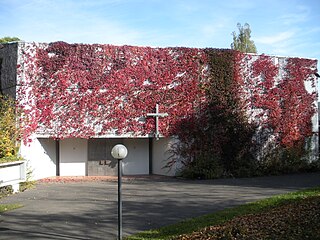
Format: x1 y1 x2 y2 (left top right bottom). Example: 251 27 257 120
0 172 319 240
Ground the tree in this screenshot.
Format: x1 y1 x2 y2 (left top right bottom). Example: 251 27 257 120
0 95 20 163
0 36 21 163
0 36 20 43
231 23 257 53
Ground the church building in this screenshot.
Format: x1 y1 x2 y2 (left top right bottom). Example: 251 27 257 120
0 41 318 180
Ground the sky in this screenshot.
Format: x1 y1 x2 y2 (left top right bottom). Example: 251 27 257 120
0 0 320 63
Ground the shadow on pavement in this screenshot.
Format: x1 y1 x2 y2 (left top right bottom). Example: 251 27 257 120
0 172 319 239
0 227 89 240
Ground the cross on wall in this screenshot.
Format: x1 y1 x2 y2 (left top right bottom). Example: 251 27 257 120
147 103 168 140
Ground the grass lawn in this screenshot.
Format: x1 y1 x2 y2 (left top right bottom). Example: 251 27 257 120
0 204 22 213
126 186 320 240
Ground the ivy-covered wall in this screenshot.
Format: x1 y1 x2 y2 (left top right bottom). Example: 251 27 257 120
15 42 318 177
17 42 207 141
172 50 318 178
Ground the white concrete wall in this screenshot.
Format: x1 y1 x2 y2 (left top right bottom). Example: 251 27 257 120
152 137 180 176
304 66 318 161
122 138 149 175
20 136 179 178
19 136 56 180
60 138 88 176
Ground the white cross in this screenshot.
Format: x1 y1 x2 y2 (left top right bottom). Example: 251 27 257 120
147 103 168 140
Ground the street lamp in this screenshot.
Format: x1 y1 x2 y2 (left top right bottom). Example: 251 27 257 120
111 144 128 240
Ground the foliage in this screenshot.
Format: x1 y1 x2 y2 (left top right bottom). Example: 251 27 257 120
279 58 317 147
175 196 320 239
19 180 35 192
16 42 318 177
125 187 320 240
204 50 256 176
0 155 23 164
175 49 257 179
257 145 313 175
176 51 318 179
0 185 13 198
0 36 20 43
243 55 318 175
231 23 257 53
179 154 225 179
19 164 36 192
17 42 206 141
0 95 20 162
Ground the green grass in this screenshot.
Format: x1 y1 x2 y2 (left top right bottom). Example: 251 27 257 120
0 204 22 213
125 186 320 240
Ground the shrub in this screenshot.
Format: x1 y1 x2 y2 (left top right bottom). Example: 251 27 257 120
0 185 13 198
0 95 20 163
180 154 225 179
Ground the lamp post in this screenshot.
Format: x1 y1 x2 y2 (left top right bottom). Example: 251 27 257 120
111 144 128 240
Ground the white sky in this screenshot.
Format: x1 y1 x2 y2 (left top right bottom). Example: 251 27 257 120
1 0 319 63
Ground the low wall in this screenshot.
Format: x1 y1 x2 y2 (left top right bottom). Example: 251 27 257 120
0 160 26 192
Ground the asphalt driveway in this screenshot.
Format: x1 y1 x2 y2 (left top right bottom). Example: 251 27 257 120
0 172 319 240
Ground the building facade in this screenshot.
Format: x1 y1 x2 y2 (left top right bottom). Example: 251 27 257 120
0 41 318 180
